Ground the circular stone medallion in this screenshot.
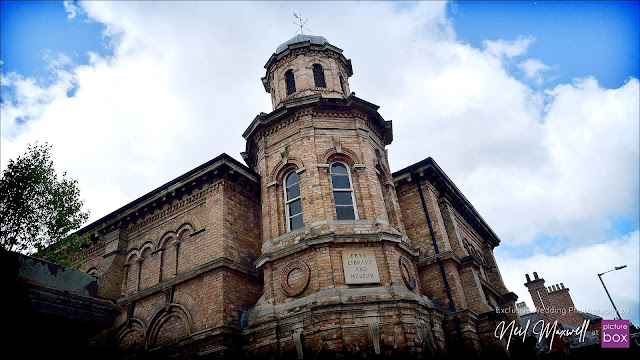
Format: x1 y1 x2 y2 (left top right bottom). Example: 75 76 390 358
399 256 417 290
281 260 310 297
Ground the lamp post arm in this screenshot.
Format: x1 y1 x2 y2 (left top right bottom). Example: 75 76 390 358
598 273 623 320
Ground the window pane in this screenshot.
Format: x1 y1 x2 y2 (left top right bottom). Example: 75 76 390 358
330 163 348 174
286 172 299 187
290 214 304 230
333 192 353 205
288 199 302 216
331 175 351 189
336 206 356 220
286 184 300 200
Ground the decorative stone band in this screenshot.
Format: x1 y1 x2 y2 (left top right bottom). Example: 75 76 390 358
416 250 462 268
256 226 419 268
117 257 258 305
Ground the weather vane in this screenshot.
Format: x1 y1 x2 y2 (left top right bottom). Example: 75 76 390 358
293 13 310 35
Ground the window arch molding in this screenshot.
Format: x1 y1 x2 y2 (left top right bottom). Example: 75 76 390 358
329 161 359 221
321 147 362 166
270 158 304 184
303 58 330 69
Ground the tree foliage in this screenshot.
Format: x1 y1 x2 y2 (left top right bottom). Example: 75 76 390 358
0 142 90 267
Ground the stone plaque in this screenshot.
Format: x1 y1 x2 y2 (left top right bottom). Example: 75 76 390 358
341 249 381 284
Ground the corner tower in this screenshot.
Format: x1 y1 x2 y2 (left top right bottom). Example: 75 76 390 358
242 35 442 358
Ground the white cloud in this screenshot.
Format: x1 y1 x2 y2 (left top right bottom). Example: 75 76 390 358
518 58 550 83
496 231 640 325
63 1 80 20
483 35 535 59
43 50 73 70
461 77 639 246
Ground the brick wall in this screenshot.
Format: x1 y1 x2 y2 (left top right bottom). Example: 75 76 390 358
547 283 584 328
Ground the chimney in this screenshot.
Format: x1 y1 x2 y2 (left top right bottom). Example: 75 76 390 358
547 282 583 328
524 271 557 324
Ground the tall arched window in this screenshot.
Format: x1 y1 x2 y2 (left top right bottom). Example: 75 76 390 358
285 171 303 231
285 70 296 95
330 162 357 220
313 64 326 88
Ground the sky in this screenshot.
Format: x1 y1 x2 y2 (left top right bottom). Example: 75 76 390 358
1 1 638 327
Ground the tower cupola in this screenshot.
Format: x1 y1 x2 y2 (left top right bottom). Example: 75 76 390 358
262 34 353 110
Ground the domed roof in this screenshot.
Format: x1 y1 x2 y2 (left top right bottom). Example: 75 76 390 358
275 34 328 54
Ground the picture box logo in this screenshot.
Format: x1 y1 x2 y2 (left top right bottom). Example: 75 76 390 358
601 319 630 348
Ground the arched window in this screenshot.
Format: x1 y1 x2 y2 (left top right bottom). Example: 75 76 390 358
313 64 326 88
330 162 357 220
285 171 303 231
339 73 346 94
285 70 296 95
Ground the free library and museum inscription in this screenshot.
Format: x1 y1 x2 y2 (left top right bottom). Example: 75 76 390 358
341 250 381 284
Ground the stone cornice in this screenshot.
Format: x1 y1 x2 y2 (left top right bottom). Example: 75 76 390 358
479 277 504 300
245 285 437 329
255 221 417 268
459 255 483 269
243 94 392 169
416 250 462 268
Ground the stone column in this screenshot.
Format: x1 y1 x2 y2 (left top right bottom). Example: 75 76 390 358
172 239 181 275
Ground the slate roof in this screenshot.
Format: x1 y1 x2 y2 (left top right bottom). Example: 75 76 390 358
275 34 328 54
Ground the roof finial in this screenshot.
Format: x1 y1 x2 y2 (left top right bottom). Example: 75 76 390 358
293 13 310 35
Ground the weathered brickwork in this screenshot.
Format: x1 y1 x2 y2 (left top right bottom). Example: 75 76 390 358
73 34 522 359
75 156 262 358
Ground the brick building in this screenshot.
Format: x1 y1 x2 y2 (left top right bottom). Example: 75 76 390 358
74 34 521 359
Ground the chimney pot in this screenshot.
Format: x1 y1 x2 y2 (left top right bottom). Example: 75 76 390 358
533 272 539 280
560 283 565 289
526 274 531 282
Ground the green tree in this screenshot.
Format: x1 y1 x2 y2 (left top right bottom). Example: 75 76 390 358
0 142 91 267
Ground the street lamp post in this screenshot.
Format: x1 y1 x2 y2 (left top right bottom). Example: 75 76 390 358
597 265 627 320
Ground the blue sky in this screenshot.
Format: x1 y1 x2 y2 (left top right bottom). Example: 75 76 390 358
1 1 638 327
452 1 639 89
0 1 106 76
